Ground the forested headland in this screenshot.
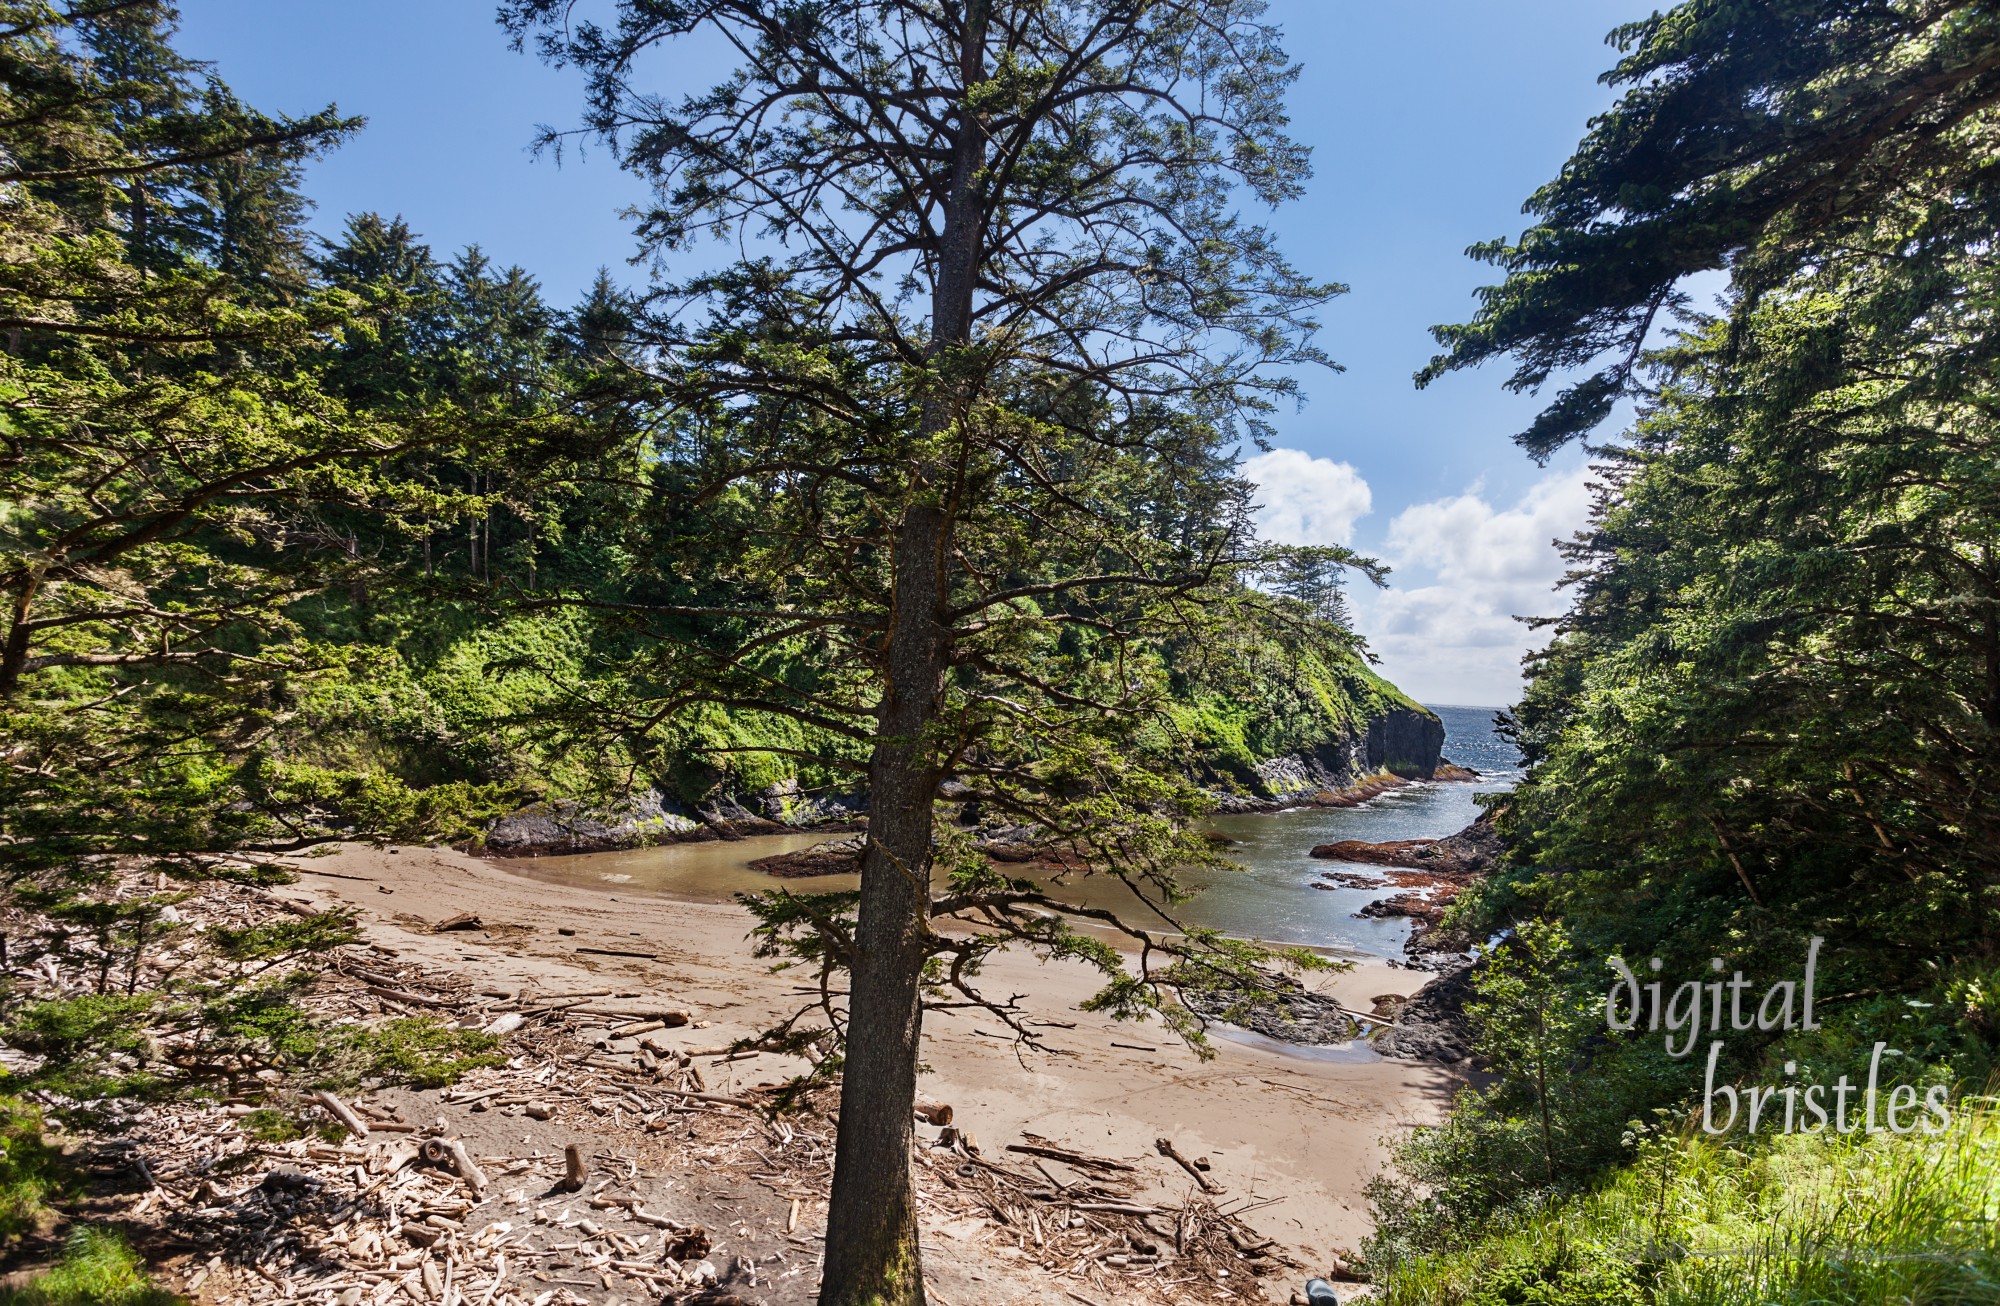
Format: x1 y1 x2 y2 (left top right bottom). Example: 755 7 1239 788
4 2 2000 1306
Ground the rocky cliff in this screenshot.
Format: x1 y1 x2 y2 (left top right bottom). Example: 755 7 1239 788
1369 707 1448 779
483 650 1447 855
1224 704 1446 812
485 781 866 856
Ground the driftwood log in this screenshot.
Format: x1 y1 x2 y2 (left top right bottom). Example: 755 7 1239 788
1005 1141 1135 1173
1156 1137 1224 1194
558 1143 587 1193
313 1091 369 1139
445 1138 488 1195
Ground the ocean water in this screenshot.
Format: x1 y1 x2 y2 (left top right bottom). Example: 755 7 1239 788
1431 704 1526 782
507 704 1521 962
1181 704 1522 955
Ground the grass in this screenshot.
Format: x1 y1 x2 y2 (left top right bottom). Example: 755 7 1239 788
0 1102 171 1305
338 1017 504 1089
235 1107 306 1143
1377 1100 2000 1305
0 1226 176 1306
0 1099 71 1247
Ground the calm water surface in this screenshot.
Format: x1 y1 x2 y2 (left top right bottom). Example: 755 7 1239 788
504 704 1521 963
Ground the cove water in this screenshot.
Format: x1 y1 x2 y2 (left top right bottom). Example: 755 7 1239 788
505 704 1521 963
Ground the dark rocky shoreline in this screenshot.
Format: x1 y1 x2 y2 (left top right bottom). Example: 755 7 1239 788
1310 810 1501 965
482 704 1462 860
1180 973 1361 1044
1372 962 1476 1063
1332 811 1501 1063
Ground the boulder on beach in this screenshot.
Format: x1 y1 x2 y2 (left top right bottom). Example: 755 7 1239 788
1374 963 1475 1063
1179 973 1359 1045
484 787 705 855
748 833 867 878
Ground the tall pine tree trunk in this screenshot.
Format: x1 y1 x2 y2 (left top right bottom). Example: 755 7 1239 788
821 9 988 1301
821 502 949 1305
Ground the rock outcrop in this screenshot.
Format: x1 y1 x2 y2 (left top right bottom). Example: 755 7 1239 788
485 784 863 856
745 820 1097 878
484 788 704 855
1212 705 1459 814
1373 962 1475 1063
1265 705 1447 793
748 833 867 878
1306 812 1504 966
1309 810 1502 876
1180 973 1360 1045
754 777 867 827
1368 706 1447 779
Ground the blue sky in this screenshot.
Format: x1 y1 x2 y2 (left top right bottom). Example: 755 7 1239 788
176 0 1655 706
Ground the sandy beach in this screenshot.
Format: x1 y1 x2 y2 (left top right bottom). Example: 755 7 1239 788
283 838 1465 1290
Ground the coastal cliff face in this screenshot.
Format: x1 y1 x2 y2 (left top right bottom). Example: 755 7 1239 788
1369 706 1447 779
1247 704 1443 788
485 649 1443 853
1178 639 1449 813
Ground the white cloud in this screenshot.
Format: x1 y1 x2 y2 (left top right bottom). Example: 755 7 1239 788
1241 448 1372 545
1239 447 1595 706
1353 465 1597 706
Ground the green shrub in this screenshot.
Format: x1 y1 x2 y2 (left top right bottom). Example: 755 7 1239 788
1464 1243 1639 1306
2 998 169 1106
1375 1101 2000 1306
341 1018 503 1089
236 1108 304 1144
0 1099 71 1246
0 1226 175 1306
203 981 501 1090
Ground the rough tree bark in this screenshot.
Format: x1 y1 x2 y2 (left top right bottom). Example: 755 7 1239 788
820 7 990 1299
821 503 951 1301
0 568 42 700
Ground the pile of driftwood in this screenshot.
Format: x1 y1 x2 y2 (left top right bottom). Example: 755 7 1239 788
2 864 1309 1304
135 1029 804 1302
0 866 797 1304
129 1102 744 1305
909 1124 1296 1300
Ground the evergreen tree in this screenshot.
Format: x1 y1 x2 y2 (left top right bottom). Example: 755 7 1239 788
567 267 640 364
0 2 492 864
1264 545 1360 630
1418 0 2000 459
502 2 1346 1297
71 4 351 282
196 85 321 296
0 0 546 1134
316 213 454 405
1379 0 2000 1234
500 0 1344 1296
